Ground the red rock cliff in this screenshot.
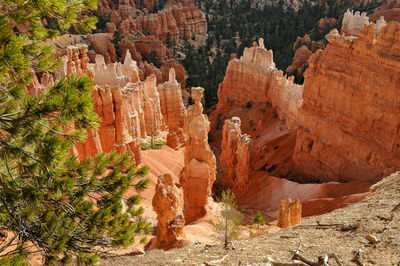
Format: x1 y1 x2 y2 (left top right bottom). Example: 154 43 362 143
107 2 207 41
216 38 303 129
59 48 167 164
293 23 400 183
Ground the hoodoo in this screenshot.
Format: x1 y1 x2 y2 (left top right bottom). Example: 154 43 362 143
152 174 185 248
219 117 252 195
277 199 302 228
48 48 169 164
181 87 216 224
105 1 207 40
158 68 187 149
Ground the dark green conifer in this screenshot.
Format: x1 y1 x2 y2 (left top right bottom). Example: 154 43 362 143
0 0 151 264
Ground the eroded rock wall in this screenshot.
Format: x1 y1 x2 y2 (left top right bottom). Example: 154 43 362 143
215 38 303 130
106 2 207 41
293 23 400 183
58 48 167 164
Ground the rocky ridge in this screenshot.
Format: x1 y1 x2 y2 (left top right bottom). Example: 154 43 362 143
33 45 187 164
107 1 207 41
341 9 387 36
293 22 400 183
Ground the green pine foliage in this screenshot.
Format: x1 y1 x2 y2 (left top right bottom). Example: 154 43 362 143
210 189 243 249
253 212 266 226
0 0 151 264
183 0 380 107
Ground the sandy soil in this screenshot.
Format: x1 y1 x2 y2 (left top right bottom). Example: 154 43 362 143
101 171 400 265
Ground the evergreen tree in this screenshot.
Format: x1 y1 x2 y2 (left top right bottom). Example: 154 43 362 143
253 212 266 227
210 189 243 249
0 0 151 264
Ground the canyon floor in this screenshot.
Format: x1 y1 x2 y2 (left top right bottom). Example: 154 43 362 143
101 172 400 265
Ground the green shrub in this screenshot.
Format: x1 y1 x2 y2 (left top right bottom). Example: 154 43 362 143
254 212 266 226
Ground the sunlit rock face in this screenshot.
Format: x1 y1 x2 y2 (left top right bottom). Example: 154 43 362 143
219 117 252 196
181 87 216 224
293 23 400 183
158 68 186 149
153 173 185 244
216 38 303 130
58 48 168 164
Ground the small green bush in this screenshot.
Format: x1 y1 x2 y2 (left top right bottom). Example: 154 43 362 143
139 139 166 150
254 212 266 226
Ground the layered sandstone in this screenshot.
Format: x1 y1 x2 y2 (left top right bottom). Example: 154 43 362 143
341 9 387 37
108 2 207 41
287 34 325 79
152 174 185 245
219 117 252 195
160 61 186 89
58 48 166 163
158 68 186 149
371 0 400 23
216 38 303 129
277 199 302 228
86 33 117 64
235 134 252 195
181 87 216 224
293 22 400 183
58 45 92 78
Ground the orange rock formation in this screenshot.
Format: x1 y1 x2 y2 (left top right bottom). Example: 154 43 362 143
216 38 303 129
287 34 325 78
341 9 387 37
277 199 302 228
161 61 186 89
181 87 216 224
158 68 186 149
293 23 400 183
152 173 185 245
86 33 117 64
57 48 168 164
106 2 207 41
219 117 252 195
371 0 400 23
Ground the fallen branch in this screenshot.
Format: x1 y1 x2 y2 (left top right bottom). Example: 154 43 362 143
292 250 343 266
267 250 343 266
